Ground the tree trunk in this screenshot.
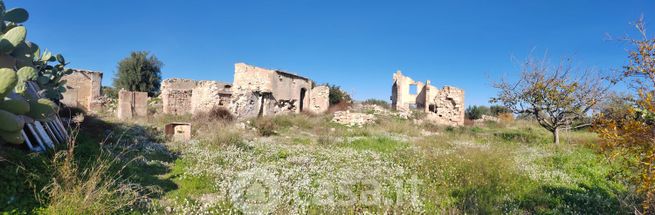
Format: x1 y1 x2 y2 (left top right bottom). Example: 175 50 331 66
553 128 560 144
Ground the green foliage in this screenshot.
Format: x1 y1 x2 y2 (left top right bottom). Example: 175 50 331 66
3 8 28 23
465 105 512 120
16 66 37 81
101 86 117 99
0 129 23 144
0 68 17 98
0 97 29 115
0 109 23 132
327 84 352 106
26 98 58 120
489 105 511 116
113 51 163 97
362 98 389 108
0 26 25 53
465 105 490 120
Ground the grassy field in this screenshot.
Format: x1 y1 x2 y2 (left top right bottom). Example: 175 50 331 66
0 110 641 214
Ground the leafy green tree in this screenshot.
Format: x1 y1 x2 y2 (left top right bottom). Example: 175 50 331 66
328 84 352 106
113 51 163 97
465 105 490 120
101 86 117 99
489 105 511 116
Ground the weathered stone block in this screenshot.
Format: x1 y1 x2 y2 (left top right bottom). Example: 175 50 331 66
165 122 192 142
60 69 102 112
309 85 329 114
117 90 148 120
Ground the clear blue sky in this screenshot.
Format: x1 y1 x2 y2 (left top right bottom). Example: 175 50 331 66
15 0 655 106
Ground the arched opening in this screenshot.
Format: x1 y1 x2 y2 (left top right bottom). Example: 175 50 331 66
299 88 307 112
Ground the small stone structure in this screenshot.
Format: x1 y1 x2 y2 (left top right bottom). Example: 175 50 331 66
160 63 330 119
165 122 192 142
117 90 148 119
332 110 376 127
391 71 465 126
60 69 103 112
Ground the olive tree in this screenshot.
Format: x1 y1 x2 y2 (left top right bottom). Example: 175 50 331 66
491 57 607 144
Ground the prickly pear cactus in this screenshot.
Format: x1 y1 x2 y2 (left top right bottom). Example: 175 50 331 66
0 1 69 145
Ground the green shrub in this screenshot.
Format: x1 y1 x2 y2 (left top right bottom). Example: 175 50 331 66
327 84 352 106
494 129 547 144
253 117 278 136
193 107 234 122
465 105 490 120
362 99 389 108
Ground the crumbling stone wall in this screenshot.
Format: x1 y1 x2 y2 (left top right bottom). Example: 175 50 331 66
191 80 232 114
391 71 465 126
309 85 329 114
117 90 148 119
332 110 376 127
161 78 233 115
161 78 196 115
61 69 102 112
231 63 328 118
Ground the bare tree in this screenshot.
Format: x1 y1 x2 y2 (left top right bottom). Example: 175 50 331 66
491 56 607 144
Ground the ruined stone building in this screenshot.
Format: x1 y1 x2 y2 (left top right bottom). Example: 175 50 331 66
161 79 232 115
391 71 465 126
60 69 103 111
160 63 329 118
230 63 329 118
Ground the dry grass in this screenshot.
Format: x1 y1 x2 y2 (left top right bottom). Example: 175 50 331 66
39 151 147 215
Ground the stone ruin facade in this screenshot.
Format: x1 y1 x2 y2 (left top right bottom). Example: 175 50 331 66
161 78 232 115
160 63 330 118
60 69 103 112
230 63 329 118
391 71 465 126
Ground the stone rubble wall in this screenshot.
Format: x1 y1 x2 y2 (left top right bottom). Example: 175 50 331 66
332 110 376 127
427 86 465 126
309 85 329 114
161 78 197 115
190 80 232 114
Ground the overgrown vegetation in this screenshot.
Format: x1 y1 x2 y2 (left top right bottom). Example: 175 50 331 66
327 84 352 106
0 1 648 214
362 98 390 108
594 18 655 213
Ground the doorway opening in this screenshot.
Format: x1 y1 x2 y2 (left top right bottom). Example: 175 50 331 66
299 88 307 112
